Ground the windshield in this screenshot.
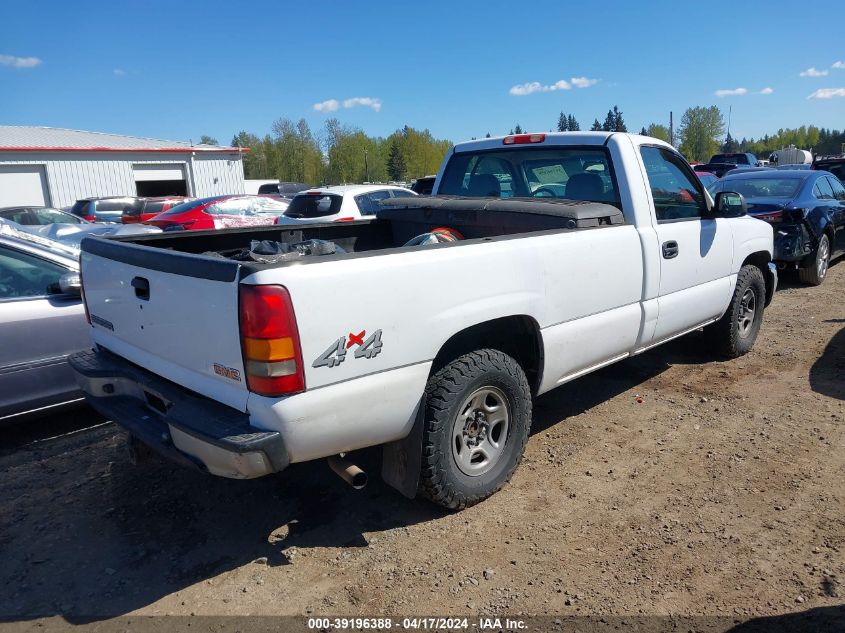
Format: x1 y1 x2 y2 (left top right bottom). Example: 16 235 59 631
713 177 802 199
438 147 620 206
285 193 343 218
710 154 750 165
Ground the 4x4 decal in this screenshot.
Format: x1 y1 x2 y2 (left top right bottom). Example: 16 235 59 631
313 329 383 368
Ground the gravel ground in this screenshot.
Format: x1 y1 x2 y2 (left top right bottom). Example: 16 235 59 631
1 264 843 631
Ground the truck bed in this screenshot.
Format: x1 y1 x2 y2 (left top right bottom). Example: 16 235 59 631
87 196 624 274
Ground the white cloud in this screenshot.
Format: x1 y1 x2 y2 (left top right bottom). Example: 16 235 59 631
807 88 845 99
715 87 748 97
342 97 382 112
800 67 828 77
113 68 126 76
570 76 598 88
509 76 597 96
0 54 42 68
313 99 340 112
833 61 845 69
759 87 774 95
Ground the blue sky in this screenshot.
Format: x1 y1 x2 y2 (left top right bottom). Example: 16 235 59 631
1 0 843 146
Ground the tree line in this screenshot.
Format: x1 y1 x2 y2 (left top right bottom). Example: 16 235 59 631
212 106 845 184
229 119 451 184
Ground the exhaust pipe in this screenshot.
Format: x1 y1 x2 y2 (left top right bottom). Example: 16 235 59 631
328 455 368 489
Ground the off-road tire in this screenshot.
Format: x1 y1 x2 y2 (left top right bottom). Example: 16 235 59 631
798 233 830 286
705 264 766 358
418 349 532 510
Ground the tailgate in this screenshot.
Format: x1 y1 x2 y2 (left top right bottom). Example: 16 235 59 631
80 237 249 411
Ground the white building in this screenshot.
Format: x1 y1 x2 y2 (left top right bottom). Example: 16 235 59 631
0 126 246 208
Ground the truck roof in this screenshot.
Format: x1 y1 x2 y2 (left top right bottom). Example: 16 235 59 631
452 131 673 154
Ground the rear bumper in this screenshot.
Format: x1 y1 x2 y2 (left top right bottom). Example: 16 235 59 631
773 226 814 263
69 348 289 479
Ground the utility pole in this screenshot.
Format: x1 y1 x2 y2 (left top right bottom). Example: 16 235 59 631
364 150 370 183
669 111 674 147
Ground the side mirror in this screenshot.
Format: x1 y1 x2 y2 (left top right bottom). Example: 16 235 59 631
58 271 82 296
714 191 747 218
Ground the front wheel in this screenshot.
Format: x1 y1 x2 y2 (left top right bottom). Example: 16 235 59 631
418 349 532 510
704 264 766 358
798 233 830 286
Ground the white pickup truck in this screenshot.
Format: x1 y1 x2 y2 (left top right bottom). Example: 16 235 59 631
70 132 776 509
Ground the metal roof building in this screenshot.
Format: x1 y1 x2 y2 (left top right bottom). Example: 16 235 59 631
0 126 246 208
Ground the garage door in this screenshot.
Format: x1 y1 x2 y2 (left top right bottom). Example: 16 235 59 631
133 164 188 197
0 165 50 207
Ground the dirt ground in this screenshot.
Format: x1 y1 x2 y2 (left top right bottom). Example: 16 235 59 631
1 263 844 631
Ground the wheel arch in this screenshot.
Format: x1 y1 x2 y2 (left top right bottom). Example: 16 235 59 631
741 250 775 306
432 315 544 396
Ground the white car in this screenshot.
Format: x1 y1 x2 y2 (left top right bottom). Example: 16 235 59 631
275 184 416 225
70 132 776 510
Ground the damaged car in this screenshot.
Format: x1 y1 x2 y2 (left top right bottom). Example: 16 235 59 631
709 169 845 285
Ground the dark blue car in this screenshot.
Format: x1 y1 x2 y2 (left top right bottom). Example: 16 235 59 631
709 169 845 285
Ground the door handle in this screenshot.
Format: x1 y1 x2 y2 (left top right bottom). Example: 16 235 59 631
662 240 679 259
131 276 150 300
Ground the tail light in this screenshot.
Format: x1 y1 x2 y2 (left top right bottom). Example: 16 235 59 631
335 217 355 222
239 284 305 396
503 133 545 145
83 215 97 222
754 211 783 224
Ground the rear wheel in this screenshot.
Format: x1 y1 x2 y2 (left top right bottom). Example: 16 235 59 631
418 349 532 509
704 264 766 358
798 233 830 286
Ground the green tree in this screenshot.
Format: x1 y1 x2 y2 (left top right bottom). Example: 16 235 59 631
645 123 671 143
514 124 523 134
568 115 579 131
640 126 648 136
612 106 627 132
721 132 739 153
231 131 268 178
199 135 218 145
591 119 602 131
677 106 725 162
557 112 568 132
485 132 491 138
602 110 615 132
387 139 407 181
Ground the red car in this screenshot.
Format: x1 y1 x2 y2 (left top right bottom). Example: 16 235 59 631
121 196 192 224
144 195 290 231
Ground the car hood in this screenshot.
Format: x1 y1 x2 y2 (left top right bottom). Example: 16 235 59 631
17 222 162 251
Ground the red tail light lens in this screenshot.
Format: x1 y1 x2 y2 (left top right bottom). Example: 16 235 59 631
754 211 783 224
83 215 97 222
335 217 355 222
239 284 305 396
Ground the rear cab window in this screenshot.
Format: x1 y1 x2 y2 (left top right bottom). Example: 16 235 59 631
438 146 621 206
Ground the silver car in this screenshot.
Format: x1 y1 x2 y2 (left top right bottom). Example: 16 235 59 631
0 230 91 422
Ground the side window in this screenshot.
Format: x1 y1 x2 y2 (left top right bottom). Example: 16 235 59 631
813 178 835 200
825 177 845 201
391 189 416 198
354 194 377 215
639 146 707 221
0 247 68 300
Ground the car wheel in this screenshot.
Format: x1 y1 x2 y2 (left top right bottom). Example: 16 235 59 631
798 233 830 286
705 264 766 358
418 349 532 510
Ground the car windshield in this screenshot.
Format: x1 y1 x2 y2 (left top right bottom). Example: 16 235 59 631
438 147 620 205
154 196 228 218
284 193 344 218
34 208 82 224
714 177 802 199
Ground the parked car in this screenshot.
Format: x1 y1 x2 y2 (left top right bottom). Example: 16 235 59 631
257 182 313 196
276 185 416 224
695 171 718 189
69 197 143 223
813 156 845 183
0 228 89 423
122 196 191 224
709 169 845 285
144 195 290 231
0 206 89 226
70 132 775 509
724 166 772 177
694 163 737 178
709 152 760 167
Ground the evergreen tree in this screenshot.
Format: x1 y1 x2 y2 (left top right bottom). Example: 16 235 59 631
568 115 579 131
199 135 218 145
387 139 407 181
591 119 602 131
602 110 615 132
485 132 491 138
640 126 648 136
612 106 627 132
557 112 568 132
721 132 739 153
514 124 523 134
